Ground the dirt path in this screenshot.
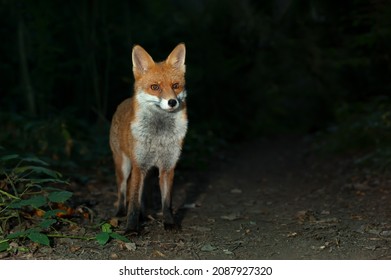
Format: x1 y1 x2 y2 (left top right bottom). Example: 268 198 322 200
7 137 391 259
173 136 391 259
200 137 391 259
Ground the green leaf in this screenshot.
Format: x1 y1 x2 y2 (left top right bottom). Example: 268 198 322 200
44 186 63 191
110 232 130 243
39 219 56 229
101 223 112 233
25 195 47 208
43 209 66 218
21 157 49 166
30 178 66 185
8 195 46 209
0 154 19 162
7 230 29 239
200 244 217 252
14 166 61 178
47 191 72 203
28 231 50 246
8 200 25 209
96 232 110 245
0 241 10 252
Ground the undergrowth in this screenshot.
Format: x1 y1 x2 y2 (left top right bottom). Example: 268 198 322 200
0 153 128 255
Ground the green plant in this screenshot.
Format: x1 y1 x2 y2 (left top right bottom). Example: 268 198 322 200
95 222 129 245
0 153 72 252
0 153 133 255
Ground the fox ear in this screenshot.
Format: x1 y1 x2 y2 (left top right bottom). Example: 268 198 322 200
166 43 186 72
132 45 155 76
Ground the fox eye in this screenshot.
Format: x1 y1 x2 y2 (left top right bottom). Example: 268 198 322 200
172 83 179 90
151 84 160 91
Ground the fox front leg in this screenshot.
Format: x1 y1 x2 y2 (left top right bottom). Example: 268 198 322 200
159 169 179 230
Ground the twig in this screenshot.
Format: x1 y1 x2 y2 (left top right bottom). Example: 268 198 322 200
0 189 19 200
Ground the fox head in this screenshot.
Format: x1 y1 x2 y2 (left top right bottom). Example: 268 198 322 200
132 44 186 112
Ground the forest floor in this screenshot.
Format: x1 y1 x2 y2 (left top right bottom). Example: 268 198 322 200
3 136 391 259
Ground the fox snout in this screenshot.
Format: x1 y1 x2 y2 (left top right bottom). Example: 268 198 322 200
160 97 179 111
137 90 186 112
159 93 186 111
142 90 186 112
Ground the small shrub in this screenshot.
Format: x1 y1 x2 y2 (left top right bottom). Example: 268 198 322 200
0 153 72 252
95 223 130 246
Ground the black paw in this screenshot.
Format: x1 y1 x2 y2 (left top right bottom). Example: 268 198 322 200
124 225 141 236
115 205 127 217
125 211 142 235
164 223 181 231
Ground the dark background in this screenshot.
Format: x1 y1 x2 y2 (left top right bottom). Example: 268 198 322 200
0 0 390 171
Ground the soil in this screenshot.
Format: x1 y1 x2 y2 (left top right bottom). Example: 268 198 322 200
3 136 391 259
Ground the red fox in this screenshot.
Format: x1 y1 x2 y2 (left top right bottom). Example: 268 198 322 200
110 44 187 233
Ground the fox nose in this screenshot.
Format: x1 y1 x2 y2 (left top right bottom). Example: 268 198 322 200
168 99 177 108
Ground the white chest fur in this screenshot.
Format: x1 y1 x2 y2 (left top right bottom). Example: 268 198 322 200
131 94 188 170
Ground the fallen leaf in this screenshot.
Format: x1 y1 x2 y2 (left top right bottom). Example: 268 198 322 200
182 203 200 209
365 245 377 250
55 203 74 217
153 250 166 257
75 206 93 220
109 217 119 227
201 244 216 252
355 190 366 196
287 232 298 238
125 242 137 251
368 229 381 235
190 226 211 232
70 246 81 253
221 212 241 221
316 217 339 224
110 253 119 259
35 209 45 217
0 252 10 259
223 249 233 255
296 210 316 224
230 188 242 194
351 215 364 220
